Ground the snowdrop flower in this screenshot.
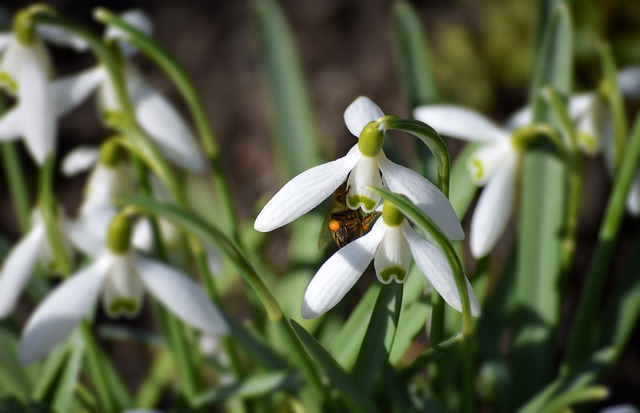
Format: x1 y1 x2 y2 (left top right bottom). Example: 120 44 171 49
20 211 228 363
61 143 179 253
302 200 479 318
255 96 464 241
0 209 72 318
414 105 521 258
66 10 205 172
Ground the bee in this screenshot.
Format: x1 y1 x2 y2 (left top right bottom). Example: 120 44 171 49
318 182 380 249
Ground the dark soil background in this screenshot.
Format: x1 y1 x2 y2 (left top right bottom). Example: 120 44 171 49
1 0 640 409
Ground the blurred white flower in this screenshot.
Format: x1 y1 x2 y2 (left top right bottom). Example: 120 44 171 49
255 96 464 241
414 105 518 258
0 209 72 318
20 244 228 363
415 67 640 258
302 202 479 319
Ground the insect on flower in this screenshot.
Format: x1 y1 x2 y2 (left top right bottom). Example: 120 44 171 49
318 182 380 249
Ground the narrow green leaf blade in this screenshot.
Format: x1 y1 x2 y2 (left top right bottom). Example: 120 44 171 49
290 320 380 413
253 0 321 176
192 371 299 408
352 283 403 394
511 4 572 406
392 1 439 108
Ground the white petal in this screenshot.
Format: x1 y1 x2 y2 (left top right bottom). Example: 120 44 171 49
467 140 515 185
20 258 110 363
0 107 22 141
53 67 104 117
617 67 640 99
378 155 464 240
413 105 510 142
373 225 411 283
343 96 385 137
18 49 55 164
67 206 116 257
102 252 144 317
504 105 531 131
567 93 596 119
61 146 99 176
37 25 88 51
346 155 383 212
403 223 480 316
626 170 640 216
254 145 361 232
575 98 606 155
302 220 386 319
132 78 205 173
105 10 153 57
135 255 228 335
469 152 518 258
0 34 10 53
0 225 46 318
79 163 131 216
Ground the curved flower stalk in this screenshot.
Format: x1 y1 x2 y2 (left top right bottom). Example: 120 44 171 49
413 105 520 258
0 209 72 318
60 9 205 173
302 200 479 319
19 212 228 363
255 96 464 241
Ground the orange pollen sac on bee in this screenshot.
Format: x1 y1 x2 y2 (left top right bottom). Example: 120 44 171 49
329 219 341 231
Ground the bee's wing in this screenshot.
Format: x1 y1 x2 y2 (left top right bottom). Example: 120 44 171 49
317 207 335 250
318 182 350 250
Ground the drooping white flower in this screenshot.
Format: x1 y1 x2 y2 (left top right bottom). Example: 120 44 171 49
20 247 228 363
0 209 72 318
302 201 480 319
0 8 97 164
413 105 518 258
414 68 640 258
255 96 464 241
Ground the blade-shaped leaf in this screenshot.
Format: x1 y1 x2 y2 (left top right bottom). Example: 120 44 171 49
253 0 320 176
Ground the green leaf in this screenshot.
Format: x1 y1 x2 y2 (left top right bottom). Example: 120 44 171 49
564 114 640 369
449 142 481 219
329 284 380 370
0 328 35 401
389 298 430 365
519 348 614 413
51 332 85 413
290 320 380 413
192 371 300 408
392 1 439 108
352 283 403 395
253 0 320 176
511 3 572 406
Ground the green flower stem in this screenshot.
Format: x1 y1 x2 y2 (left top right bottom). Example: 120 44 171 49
131 160 202 400
192 243 248 386
563 114 640 370
598 42 627 171
0 96 30 232
121 196 328 401
370 187 475 411
37 154 71 277
94 8 241 244
80 321 119 413
380 116 450 197
543 88 582 275
379 117 451 347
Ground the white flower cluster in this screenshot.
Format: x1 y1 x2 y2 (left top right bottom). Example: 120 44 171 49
0 10 224 363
